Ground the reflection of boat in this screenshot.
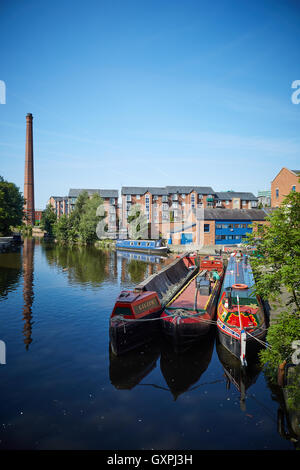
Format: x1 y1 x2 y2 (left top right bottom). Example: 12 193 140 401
217 252 266 366
161 256 224 351
216 339 262 411
110 253 198 355
109 340 161 390
116 249 166 264
160 331 215 400
116 239 169 255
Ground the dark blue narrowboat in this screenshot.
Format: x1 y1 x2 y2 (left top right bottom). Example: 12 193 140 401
116 239 169 255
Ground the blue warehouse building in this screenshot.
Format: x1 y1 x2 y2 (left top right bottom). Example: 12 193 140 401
203 209 271 245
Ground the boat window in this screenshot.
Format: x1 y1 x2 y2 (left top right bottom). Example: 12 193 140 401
113 306 132 316
130 242 134 246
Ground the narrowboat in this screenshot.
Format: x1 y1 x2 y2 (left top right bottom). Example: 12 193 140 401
109 253 198 355
161 255 224 351
216 252 266 366
116 239 169 255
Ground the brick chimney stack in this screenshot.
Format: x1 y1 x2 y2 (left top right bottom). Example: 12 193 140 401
24 113 35 225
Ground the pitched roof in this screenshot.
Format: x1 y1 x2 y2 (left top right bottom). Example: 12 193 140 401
121 186 214 195
68 188 118 198
216 191 258 201
202 208 268 220
121 187 168 195
166 186 215 194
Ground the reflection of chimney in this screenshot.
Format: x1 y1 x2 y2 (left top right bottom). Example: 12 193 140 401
24 113 35 225
22 238 34 350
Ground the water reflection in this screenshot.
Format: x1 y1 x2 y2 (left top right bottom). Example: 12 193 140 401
109 332 216 400
160 332 215 400
22 237 35 350
0 242 296 449
216 339 262 411
42 243 118 286
41 243 169 287
0 247 22 299
109 340 161 390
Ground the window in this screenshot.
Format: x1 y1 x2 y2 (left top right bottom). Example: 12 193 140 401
162 203 169 211
198 194 203 200
242 200 247 206
136 195 140 200
204 224 210 232
145 196 150 222
126 195 132 202
191 194 195 208
226 200 230 205
292 186 296 192
276 189 279 199
181 194 186 199
173 202 178 208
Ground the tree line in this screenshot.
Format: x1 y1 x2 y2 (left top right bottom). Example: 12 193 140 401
41 191 105 244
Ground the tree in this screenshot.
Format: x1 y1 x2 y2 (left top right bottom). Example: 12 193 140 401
246 190 300 311
0 176 25 235
77 193 103 243
41 204 57 236
54 214 70 242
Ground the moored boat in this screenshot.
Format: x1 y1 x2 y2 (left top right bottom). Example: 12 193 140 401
216 251 267 366
109 253 198 355
161 255 224 351
116 239 169 255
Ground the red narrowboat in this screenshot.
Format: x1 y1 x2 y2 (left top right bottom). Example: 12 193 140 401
110 253 198 355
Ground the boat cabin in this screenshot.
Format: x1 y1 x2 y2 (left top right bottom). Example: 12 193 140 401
111 290 162 320
116 239 164 249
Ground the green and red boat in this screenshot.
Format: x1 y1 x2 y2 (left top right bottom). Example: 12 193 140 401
217 252 267 366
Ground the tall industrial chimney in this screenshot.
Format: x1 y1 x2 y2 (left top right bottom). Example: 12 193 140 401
24 113 35 225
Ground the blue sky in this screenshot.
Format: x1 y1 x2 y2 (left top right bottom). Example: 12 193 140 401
0 0 299 208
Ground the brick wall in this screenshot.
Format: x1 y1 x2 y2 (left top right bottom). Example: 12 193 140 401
271 168 300 207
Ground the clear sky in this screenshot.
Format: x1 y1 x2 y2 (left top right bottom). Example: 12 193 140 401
0 0 299 209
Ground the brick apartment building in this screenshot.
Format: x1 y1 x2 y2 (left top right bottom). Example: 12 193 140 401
121 186 259 242
121 186 258 222
271 168 300 207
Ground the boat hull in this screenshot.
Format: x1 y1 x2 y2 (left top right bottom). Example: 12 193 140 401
161 313 212 350
110 310 162 356
217 320 266 361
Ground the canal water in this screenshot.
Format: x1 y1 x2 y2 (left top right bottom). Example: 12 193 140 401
0 239 295 450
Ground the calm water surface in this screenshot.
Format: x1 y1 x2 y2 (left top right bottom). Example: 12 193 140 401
0 239 295 450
